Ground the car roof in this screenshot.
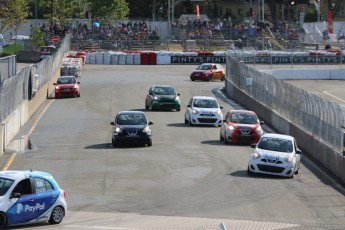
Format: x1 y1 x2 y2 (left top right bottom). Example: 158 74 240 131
58 75 76 78
0 170 53 181
229 110 256 114
152 85 175 88
192 96 216 100
261 133 295 141
117 111 146 115
200 63 216 65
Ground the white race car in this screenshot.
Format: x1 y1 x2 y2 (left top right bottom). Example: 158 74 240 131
0 170 67 229
184 96 223 126
247 133 301 178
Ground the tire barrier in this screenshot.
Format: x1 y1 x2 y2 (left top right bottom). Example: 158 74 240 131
81 49 345 65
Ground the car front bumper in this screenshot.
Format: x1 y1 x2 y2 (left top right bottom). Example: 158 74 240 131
248 159 297 177
152 101 181 110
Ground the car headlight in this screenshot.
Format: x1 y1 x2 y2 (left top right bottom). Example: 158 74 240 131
192 109 199 114
217 109 222 115
114 127 122 133
175 96 180 101
154 96 159 100
255 126 263 134
55 86 60 90
228 125 235 131
73 84 79 89
143 126 151 133
252 151 261 158
286 155 294 163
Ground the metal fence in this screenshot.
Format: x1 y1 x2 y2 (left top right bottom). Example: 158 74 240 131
0 55 16 83
0 34 70 123
226 52 345 153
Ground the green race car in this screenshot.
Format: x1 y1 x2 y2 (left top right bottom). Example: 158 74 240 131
145 85 181 111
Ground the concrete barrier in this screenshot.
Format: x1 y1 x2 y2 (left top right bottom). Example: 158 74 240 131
225 80 345 183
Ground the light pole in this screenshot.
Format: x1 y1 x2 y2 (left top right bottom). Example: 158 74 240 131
50 0 53 33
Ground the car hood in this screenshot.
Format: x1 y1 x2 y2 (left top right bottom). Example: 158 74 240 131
257 148 292 159
57 83 77 87
194 107 220 113
230 123 259 129
117 124 147 130
192 70 210 74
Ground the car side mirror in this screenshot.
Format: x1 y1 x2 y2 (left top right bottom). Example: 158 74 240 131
220 106 223 109
187 105 191 108
296 149 302 154
177 93 180 96
223 119 226 122
10 192 21 199
110 121 115 125
53 83 56 85
149 92 153 95
148 121 153 125
250 143 257 148
77 81 80 84
260 121 264 125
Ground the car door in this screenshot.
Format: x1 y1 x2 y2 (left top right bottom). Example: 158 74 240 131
221 111 230 138
146 87 154 108
30 177 60 220
185 98 193 121
6 178 38 225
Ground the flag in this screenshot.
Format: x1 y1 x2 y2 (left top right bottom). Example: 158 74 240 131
196 5 200 21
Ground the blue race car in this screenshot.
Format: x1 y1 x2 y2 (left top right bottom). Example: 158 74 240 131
0 170 67 229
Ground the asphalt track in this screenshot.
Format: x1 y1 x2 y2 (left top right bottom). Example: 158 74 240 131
2 64 345 230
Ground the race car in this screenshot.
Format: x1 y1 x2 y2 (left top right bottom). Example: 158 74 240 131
0 170 67 229
190 63 225 81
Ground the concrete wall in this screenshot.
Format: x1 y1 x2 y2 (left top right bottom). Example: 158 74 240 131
262 68 345 80
0 66 60 155
224 79 345 183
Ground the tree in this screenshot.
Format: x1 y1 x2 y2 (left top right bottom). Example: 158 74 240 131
1 0 30 37
30 26 45 50
87 0 129 23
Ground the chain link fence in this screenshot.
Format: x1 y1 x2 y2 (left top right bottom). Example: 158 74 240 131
225 52 345 153
0 35 70 123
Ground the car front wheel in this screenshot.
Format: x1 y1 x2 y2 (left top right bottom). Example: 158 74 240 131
0 212 7 229
49 206 64 224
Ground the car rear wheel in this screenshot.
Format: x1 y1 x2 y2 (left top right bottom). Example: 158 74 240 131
0 212 7 229
49 206 64 224
208 75 212 81
145 102 149 110
221 75 225 81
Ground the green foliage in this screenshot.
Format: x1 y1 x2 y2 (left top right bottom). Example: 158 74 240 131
1 0 30 34
30 26 45 51
304 8 317 22
1 44 24 56
87 0 129 22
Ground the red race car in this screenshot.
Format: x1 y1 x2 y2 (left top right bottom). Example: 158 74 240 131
190 63 225 81
54 76 80 98
220 110 264 144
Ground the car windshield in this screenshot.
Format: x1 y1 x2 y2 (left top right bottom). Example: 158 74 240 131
154 87 175 95
193 99 218 108
57 77 76 84
257 137 293 153
0 177 14 196
196 64 212 70
230 113 257 124
116 114 147 125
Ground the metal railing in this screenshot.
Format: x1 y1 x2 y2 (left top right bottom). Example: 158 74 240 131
0 35 70 123
226 51 345 153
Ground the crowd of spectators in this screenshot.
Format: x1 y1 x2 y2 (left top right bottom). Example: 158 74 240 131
69 19 160 43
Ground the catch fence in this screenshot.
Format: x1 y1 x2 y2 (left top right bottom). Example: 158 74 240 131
0 35 71 123
226 51 345 153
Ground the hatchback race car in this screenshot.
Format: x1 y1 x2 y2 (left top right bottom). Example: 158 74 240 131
190 63 225 81
145 85 181 111
184 96 223 126
247 133 302 178
111 111 153 147
0 170 67 229
54 76 80 98
220 110 264 144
